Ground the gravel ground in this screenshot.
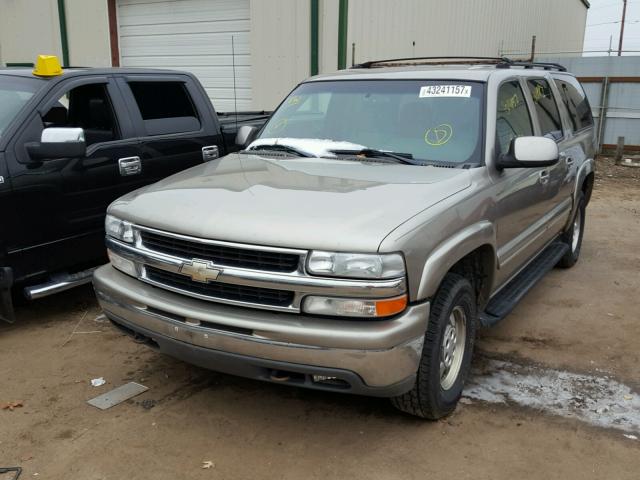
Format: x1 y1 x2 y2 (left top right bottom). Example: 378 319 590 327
1 161 639 480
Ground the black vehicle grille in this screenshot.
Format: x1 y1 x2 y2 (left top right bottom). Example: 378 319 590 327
140 231 300 273
145 266 295 308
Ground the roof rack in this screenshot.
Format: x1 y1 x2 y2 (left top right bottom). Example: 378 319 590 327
351 56 567 72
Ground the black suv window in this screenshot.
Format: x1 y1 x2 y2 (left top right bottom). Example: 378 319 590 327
42 83 119 146
526 79 563 140
128 81 200 136
496 81 533 155
554 79 594 132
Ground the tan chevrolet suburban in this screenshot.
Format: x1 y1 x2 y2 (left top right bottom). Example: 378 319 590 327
93 57 596 419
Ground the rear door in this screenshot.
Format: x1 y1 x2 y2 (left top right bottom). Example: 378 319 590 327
115 74 225 185
524 77 571 241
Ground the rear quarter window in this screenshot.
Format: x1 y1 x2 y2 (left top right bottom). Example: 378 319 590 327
128 81 200 136
554 79 594 132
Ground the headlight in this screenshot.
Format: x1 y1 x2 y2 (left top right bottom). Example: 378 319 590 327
306 251 405 279
105 214 134 243
107 249 137 277
303 295 407 318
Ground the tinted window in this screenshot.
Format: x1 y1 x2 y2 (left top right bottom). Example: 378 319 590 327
260 80 485 165
129 81 200 135
554 79 593 132
0 76 43 139
42 83 119 146
496 81 533 155
527 79 563 140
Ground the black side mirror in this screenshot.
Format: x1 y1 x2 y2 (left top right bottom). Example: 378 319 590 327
497 136 559 170
235 125 258 149
26 127 86 160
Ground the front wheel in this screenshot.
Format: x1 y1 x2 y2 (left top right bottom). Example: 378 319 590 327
391 273 477 419
557 192 586 268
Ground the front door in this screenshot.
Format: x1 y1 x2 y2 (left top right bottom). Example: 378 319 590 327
493 79 550 287
6 76 142 282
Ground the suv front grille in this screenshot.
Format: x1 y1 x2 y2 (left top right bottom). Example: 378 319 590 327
140 231 300 272
145 266 295 308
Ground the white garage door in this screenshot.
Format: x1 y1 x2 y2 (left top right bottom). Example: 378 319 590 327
117 0 251 112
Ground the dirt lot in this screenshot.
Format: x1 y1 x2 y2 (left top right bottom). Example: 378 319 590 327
1 158 639 480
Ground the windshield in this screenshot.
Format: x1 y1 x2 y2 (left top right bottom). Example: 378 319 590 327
257 80 485 164
0 76 44 139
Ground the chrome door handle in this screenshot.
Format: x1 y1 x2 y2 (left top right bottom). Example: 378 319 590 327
539 170 550 184
202 145 219 161
118 156 142 176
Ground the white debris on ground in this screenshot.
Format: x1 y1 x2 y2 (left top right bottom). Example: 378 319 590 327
90 377 106 387
463 359 640 434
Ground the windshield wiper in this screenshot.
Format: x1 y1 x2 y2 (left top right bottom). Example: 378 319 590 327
329 148 424 165
242 144 314 158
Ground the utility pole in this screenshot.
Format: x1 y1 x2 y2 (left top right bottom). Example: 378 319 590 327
618 0 628 56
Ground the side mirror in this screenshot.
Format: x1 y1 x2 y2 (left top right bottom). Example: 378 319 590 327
235 125 258 149
497 136 559 169
26 127 86 160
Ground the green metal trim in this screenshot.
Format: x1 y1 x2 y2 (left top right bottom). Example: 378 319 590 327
310 0 319 75
56 0 70 67
337 0 348 70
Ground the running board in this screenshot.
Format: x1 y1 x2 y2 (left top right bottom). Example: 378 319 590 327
24 267 97 300
479 242 569 327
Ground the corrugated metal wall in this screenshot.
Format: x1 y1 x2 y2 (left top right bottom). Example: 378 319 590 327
540 56 640 147
346 0 587 66
250 0 311 110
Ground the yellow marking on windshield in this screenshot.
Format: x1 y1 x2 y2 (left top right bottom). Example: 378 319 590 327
425 124 453 146
268 118 288 133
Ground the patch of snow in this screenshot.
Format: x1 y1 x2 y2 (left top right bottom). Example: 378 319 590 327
463 359 640 435
247 138 367 158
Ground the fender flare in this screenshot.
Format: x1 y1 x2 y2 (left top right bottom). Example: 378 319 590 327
416 221 497 302
567 158 594 228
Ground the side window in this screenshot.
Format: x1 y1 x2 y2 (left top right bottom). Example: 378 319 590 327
554 79 594 132
128 81 200 136
42 83 119 146
526 79 563 140
496 81 533 155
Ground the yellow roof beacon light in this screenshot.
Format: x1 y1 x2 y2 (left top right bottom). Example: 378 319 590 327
32 55 63 77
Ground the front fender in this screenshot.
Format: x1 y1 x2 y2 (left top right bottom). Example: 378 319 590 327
416 221 497 301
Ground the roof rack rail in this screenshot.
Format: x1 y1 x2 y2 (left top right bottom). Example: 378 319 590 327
351 56 510 69
351 56 567 72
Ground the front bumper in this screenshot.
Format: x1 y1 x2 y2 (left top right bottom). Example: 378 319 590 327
93 265 429 396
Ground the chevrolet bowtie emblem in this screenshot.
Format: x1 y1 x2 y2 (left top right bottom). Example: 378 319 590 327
179 260 222 283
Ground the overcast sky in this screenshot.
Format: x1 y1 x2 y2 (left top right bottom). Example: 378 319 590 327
583 0 640 55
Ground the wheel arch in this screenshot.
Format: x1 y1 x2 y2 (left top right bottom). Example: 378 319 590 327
415 221 497 308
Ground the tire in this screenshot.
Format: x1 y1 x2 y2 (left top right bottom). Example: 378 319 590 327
391 273 477 419
557 192 586 268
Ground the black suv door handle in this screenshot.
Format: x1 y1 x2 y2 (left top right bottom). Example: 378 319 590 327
118 156 142 176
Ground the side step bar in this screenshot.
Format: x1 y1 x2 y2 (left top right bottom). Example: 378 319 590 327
479 242 569 327
24 267 97 300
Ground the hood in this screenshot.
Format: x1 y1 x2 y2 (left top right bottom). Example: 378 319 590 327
109 153 471 252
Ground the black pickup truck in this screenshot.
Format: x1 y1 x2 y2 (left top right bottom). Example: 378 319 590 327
0 67 269 322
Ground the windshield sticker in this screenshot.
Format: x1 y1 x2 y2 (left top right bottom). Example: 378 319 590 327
424 124 453 146
419 85 472 98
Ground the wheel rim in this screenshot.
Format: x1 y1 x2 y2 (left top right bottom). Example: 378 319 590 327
572 209 582 253
440 305 467 390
